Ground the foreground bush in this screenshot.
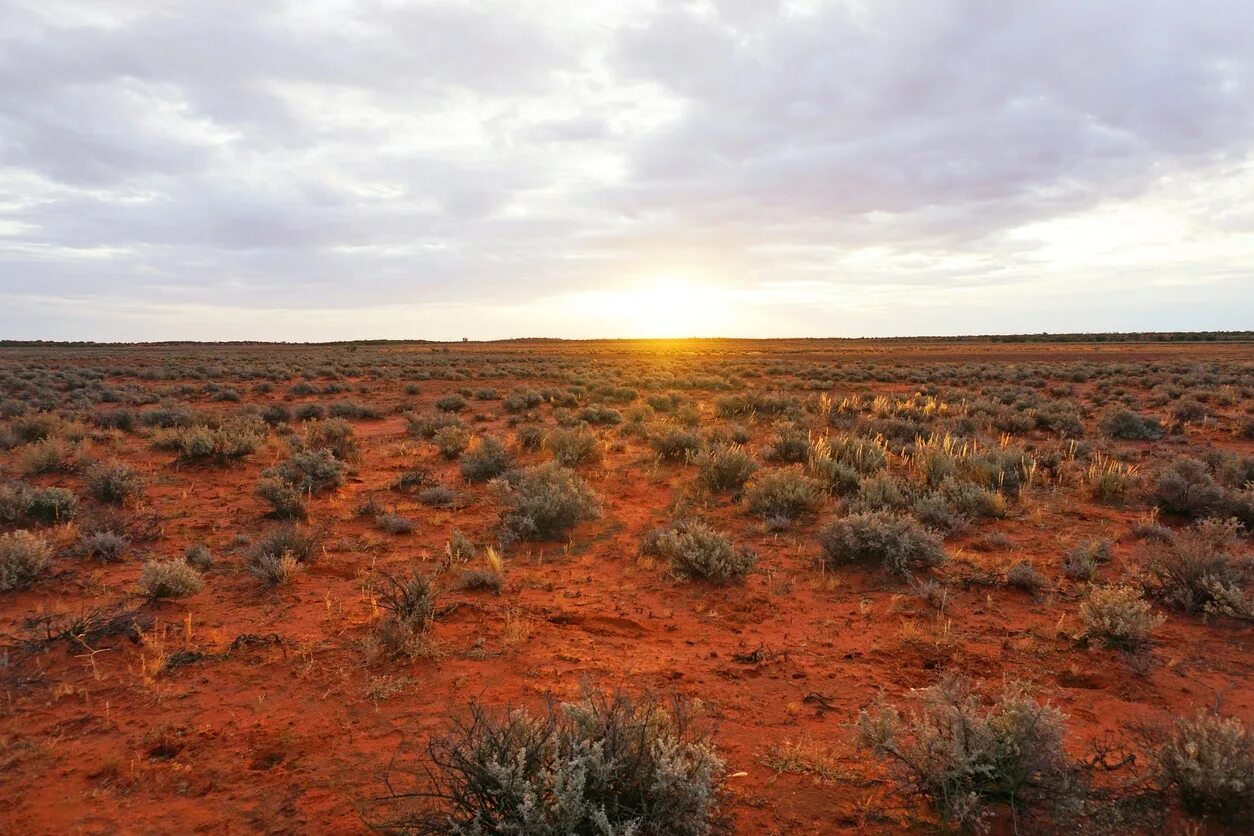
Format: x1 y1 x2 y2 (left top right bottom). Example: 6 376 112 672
378 688 725 835
139 559 204 599
643 521 757 583
817 512 945 578
0 482 77 524
744 468 825 522
1156 711 1254 818
0 530 53 591
1146 518 1252 617
493 463 600 542
856 676 1075 829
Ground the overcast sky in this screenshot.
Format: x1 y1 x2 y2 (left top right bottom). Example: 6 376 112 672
1 0 1252 341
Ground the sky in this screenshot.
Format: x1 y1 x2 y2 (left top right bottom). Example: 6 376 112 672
1 0 1252 341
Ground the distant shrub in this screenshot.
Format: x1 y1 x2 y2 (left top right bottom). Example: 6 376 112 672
82 530 128 562
261 403 291 425
265 448 347 494
1101 408 1163 440
847 473 914 514
493 463 600 542
434 394 468 413
1156 711 1254 818
826 434 888 474
856 675 1075 829
297 417 358 460
1146 517 1252 617
328 400 382 420
84 461 144 503
377 688 725 835
650 427 702 462
1079 585 1162 649
642 521 757 584
817 512 945 578
965 446 1036 496
544 426 601 467
693 444 758 492
0 530 53 591
433 426 471 460
0 483 77 524
158 417 267 462
95 408 137 432
140 559 204 599
744 468 825 521
504 388 543 413
579 406 622 426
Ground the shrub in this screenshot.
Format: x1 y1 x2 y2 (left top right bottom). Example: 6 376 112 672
515 425 545 451
543 426 601 467
434 394 468 413
826 434 888 474
184 544 213 570
376 513 416 535
446 529 476 563
937 478 1006 519
1062 540 1110 581
372 571 438 656
433 426 471 460
82 530 128 562
139 559 204 599
164 417 267 462
765 426 810 463
1087 454 1138 502
1006 560 1045 595
847 473 914 514
84 461 143 504
1145 517 1252 617
856 676 1075 829
1079 585 1162 649
1153 457 1228 519
0 483 77 524
405 411 463 440
1156 711 1254 818
297 417 358 460
256 477 306 518
642 521 757 584
0 530 53 591
817 512 946 578
1101 408 1163 440
504 388 543 412
744 468 825 521
911 492 965 533
965 446 1035 496
248 526 319 583
20 437 78 474
493 463 600 542
460 437 513 481
265 448 347 494
693 444 758 492
650 427 702 462
418 485 456 507
579 406 622 426
378 688 725 835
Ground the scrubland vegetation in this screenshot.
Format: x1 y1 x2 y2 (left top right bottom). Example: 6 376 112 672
0 336 1251 833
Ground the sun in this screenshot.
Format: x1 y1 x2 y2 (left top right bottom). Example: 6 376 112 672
571 277 736 338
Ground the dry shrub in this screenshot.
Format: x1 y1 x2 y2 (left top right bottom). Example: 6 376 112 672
85 460 144 503
139 559 204 599
372 571 438 657
1156 711 1254 819
694 444 758 492
1079 585 1163 649
1145 517 1252 618
817 511 945 578
544 426 601 467
0 530 53 591
642 521 757 584
856 675 1077 830
744 468 825 522
492 463 600 543
374 688 726 835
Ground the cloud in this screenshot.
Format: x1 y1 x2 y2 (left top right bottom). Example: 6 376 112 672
0 0 1250 339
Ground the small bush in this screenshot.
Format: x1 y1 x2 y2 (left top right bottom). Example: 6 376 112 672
434 394 468 413
433 426 471 460
184 544 213 570
265 448 347 494
650 427 702 462
446 529 476 563
377 688 725 834
1062 540 1110 581
82 530 128 562
376 513 416 535
20 437 79 474
642 521 757 584
493 463 600 542
693 444 758 492
139 559 204 599
1006 560 1045 595
515 425 545 451
856 676 1075 829
372 571 438 656
404 411 463 439
765 426 810 463
460 437 512 481
256 477 306 518
544 426 601 467
744 468 825 521
0 530 53 591
1156 711 1254 818
0 482 77 524
84 461 144 504
1146 517 1252 617
1101 408 1163 440
418 485 456 507
846 473 914 514
297 417 358 460
247 526 319 584
817 512 946 578
1079 584 1162 649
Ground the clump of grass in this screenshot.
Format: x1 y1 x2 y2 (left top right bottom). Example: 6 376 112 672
247 526 319 585
81 530 128 562
418 485 456 507
372 570 438 657
1087 453 1138 502
84 461 144 503
650 427 702 462
458 546 504 593
374 688 725 834
445 529 475 563
492 463 600 543
184 543 213 570
1079 584 1163 649
765 425 810 463
20 437 79 474
1062 540 1110 581
642 521 757 584
855 675 1076 830
0 530 53 591
817 511 945 578
433 426 471 460
744 467 825 522
1155 711 1254 819
693 444 758 492
139 559 204 599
